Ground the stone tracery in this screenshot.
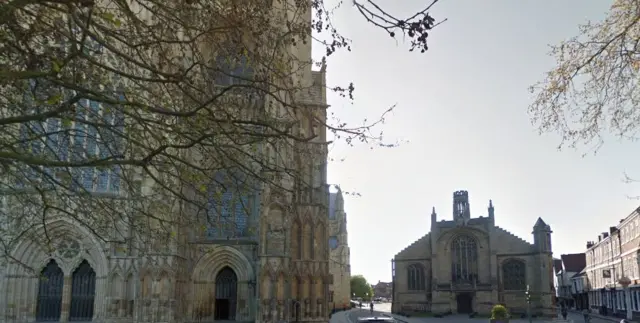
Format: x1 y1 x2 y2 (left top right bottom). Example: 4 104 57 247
407 263 425 291
451 234 478 283
2 219 109 323
501 259 526 291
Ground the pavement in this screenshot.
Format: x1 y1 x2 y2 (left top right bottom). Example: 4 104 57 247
329 303 624 323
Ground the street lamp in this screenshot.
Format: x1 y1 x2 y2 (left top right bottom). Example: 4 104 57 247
525 285 532 323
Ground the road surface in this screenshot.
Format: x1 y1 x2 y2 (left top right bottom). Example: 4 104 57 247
330 303 618 323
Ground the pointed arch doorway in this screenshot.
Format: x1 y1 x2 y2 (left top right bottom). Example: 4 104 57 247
215 266 238 320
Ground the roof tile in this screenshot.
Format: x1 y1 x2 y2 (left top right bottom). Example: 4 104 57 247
561 253 586 272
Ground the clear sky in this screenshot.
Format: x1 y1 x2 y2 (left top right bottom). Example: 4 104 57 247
315 0 640 284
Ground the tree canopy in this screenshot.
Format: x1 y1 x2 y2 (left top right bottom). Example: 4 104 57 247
529 0 640 152
350 275 374 300
0 0 443 268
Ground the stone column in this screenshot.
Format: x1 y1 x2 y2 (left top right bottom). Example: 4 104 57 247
27 276 38 323
310 279 316 318
16 275 25 322
95 276 108 321
0 269 5 322
284 277 290 322
251 276 258 323
237 281 249 322
119 278 127 318
60 275 72 322
324 279 330 318
270 276 277 322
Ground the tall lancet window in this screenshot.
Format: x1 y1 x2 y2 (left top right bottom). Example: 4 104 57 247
456 201 466 217
451 235 478 283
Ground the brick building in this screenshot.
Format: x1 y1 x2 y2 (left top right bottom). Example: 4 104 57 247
584 206 640 319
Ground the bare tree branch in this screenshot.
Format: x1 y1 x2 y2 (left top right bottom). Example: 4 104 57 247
0 0 426 272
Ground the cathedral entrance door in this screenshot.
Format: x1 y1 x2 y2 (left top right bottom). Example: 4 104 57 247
456 293 473 314
214 266 238 320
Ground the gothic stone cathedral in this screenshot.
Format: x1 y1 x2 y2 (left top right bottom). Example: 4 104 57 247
391 191 555 317
0 79 331 323
0 12 331 323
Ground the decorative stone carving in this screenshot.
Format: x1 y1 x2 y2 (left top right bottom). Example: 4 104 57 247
266 207 285 256
56 237 81 260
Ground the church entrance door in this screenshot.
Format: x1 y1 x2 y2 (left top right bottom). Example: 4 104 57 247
214 266 238 320
456 293 473 314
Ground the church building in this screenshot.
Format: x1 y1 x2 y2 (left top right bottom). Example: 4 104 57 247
0 1 331 322
391 190 555 317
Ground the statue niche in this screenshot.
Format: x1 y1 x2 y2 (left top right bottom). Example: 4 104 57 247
266 206 286 256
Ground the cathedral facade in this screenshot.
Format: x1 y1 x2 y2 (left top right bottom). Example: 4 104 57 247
0 6 331 323
327 188 351 311
391 191 555 317
0 78 331 323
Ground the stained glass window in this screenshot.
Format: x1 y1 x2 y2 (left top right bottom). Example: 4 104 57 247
206 172 254 239
329 236 338 250
502 259 526 290
214 55 255 86
17 95 125 194
407 264 425 291
451 235 478 283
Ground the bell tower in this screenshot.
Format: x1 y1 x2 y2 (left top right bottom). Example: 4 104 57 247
453 190 471 220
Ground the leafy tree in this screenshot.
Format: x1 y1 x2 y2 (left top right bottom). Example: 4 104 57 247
351 275 374 300
529 0 640 152
0 0 442 269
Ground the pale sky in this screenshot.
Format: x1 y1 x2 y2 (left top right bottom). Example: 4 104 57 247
316 0 640 284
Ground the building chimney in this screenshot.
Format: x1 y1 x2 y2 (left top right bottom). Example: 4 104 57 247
610 226 618 235
602 232 609 238
598 235 602 242
587 241 595 249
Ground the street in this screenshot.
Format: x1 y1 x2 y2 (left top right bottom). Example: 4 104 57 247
330 303 619 323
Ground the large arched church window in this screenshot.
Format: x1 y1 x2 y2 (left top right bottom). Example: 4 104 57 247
407 263 425 291
69 260 96 321
502 259 526 290
36 259 64 322
213 54 255 87
206 171 255 239
451 235 478 283
17 81 124 194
